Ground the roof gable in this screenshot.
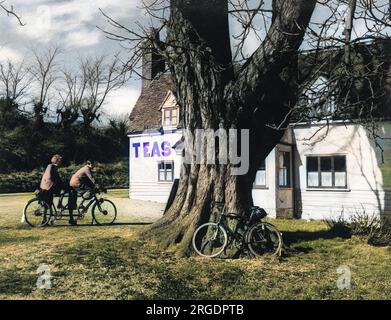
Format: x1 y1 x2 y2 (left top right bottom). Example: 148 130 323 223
128 75 175 134
159 90 179 111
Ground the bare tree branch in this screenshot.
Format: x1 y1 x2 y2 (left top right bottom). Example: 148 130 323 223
29 47 61 125
0 60 31 103
0 1 24 25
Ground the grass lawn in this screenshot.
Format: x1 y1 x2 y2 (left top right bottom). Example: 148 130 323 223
1 191 391 300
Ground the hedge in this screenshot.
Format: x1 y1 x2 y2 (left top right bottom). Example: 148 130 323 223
0 161 129 193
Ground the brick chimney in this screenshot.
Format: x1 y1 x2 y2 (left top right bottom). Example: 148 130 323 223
141 29 166 90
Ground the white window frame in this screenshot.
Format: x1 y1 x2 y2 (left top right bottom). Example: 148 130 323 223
158 161 174 182
306 155 348 189
162 108 179 127
278 150 292 188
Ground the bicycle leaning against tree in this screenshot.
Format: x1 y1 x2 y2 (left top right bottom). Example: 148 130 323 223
192 202 283 258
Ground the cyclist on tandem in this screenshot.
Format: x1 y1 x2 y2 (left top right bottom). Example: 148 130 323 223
68 160 96 226
24 155 117 228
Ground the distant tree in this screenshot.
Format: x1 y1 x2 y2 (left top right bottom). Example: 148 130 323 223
30 47 60 126
56 66 87 129
78 56 125 129
105 114 130 157
0 60 31 103
0 60 31 140
56 56 126 129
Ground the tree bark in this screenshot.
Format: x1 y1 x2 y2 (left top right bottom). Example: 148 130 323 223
144 0 317 256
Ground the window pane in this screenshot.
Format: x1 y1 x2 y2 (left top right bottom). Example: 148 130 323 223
255 170 266 186
321 157 332 171
159 163 165 170
166 163 172 170
164 110 171 125
159 170 165 181
334 156 346 172
307 157 318 172
321 172 332 187
278 152 291 187
335 172 346 187
279 168 287 186
308 172 319 187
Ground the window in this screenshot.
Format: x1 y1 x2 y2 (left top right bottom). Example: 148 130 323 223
163 108 179 127
158 161 174 182
254 159 266 188
307 155 347 188
278 151 291 188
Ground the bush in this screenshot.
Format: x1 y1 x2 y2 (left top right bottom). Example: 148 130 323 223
325 211 391 246
0 160 128 193
325 215 352 239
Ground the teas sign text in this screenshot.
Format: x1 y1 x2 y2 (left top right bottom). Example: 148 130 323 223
132 141 172 158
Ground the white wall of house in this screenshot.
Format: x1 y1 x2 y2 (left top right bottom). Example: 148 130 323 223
293 122 391 220
129 130 182 203
252 148 278 217
128 122 391 221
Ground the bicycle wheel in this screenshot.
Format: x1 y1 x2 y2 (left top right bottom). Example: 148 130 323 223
92 199 117 225
246 222 283 257
24 198 51 228
192 222 228 258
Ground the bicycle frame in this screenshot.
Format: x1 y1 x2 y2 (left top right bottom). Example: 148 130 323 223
211 203 243 238
193 202 282 258
48 192 102 219
216 214 247 245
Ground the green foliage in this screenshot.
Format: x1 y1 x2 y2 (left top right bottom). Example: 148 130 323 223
0 124 129 173
0 97 130 174
0 161 129 193
0 98 29 129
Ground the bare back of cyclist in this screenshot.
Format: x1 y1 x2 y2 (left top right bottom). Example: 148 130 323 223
68 160 95 225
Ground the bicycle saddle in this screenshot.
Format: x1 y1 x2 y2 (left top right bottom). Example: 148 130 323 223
222 212 240 218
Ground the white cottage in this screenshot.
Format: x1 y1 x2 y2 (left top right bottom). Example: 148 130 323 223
128 43 391 220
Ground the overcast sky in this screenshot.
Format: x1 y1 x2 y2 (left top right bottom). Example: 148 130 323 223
0 0 144 118
1 0 387 119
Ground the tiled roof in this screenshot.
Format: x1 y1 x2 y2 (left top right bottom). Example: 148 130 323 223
128 75 175 133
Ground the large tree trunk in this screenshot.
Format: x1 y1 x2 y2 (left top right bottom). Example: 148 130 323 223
144 0 317 256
